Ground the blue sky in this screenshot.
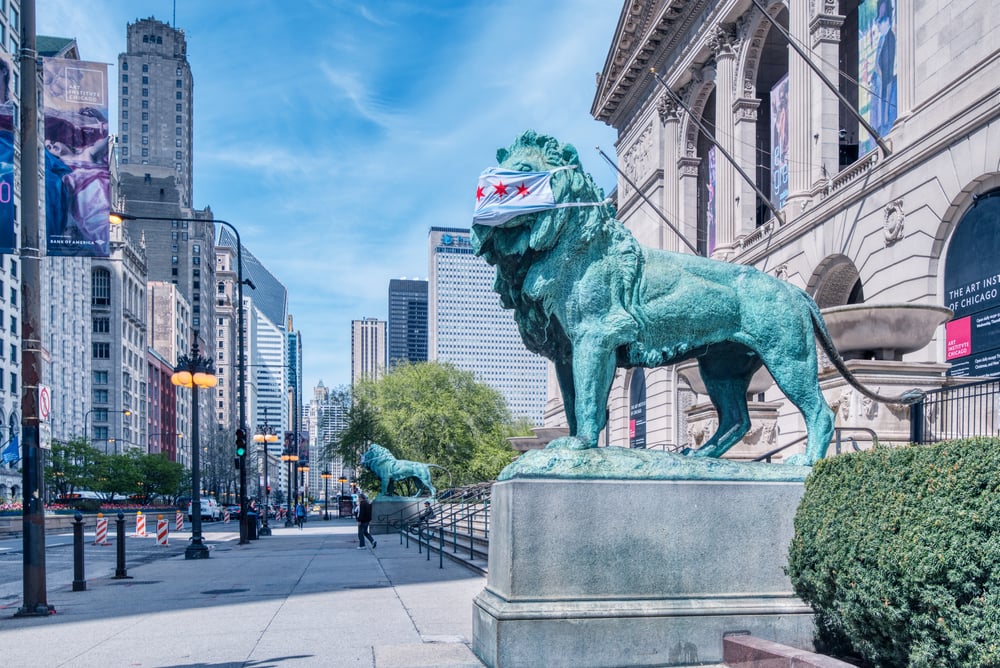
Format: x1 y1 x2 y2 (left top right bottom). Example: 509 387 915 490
38 1 623 393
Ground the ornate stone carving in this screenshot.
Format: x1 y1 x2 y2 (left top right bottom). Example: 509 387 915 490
657 94 681 125
883 199 905 246
733 97 760 122
621 123 654 199
774 264 789 281
707 23 738 59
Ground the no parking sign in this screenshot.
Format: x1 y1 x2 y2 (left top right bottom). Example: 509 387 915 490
39 385 51 422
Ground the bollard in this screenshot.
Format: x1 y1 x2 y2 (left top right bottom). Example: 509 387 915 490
439 526 444 569
113 512 132 579
72 512 86 591
156 515 169 546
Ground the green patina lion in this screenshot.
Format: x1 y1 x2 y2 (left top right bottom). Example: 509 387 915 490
472 130 921 466
361 444 439 497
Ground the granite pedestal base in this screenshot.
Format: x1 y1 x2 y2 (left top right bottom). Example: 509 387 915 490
473 478 814 667
370 497 425 535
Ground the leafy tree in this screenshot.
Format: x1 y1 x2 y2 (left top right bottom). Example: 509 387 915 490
46 437 104 498
89 451 142 501
136 453 185 503
347 362 519 488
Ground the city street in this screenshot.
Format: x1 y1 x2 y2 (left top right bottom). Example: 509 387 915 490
0 518 485 667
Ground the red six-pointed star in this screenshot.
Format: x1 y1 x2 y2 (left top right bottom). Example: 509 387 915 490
516 182 530 197
493 181 509 197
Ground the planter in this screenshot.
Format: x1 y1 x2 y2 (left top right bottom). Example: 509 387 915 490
820 303 953 361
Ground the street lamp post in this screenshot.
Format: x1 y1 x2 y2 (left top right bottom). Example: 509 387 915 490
84 408 132 453
281 452 298 527
338 476 348 518
321 471 332 520
300 465 309 506
172 335 217 559
110 211 250 545
253 409 278 537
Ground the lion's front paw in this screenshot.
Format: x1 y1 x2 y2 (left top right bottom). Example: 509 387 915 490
545 436 593 450
783 453 813 467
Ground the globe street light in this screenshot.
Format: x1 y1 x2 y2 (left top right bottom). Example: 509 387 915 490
172 335 217 560
253 409 278 537
84 408 132 454
321 471 332 520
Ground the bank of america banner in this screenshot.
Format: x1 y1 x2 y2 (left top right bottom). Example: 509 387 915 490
43 57 110 257
859 0 897 154
0 54 14 255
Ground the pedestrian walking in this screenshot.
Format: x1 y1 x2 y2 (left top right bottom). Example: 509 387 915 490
355 493 376 549
295 501 306 529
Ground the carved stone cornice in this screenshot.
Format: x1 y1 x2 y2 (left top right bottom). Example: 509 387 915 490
733 97 760 122
810 13 844 45
707 23 738 59
657 94 682 124
678 156 701 176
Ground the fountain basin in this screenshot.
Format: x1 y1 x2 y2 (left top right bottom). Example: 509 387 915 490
819 303 953 361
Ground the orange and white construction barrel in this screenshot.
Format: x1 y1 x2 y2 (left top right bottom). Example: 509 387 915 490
156 515 169 546
95 513 110 545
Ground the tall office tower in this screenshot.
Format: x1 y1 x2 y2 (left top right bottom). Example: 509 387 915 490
249 303 287 440
307 381 349 489
351 318 385 384
427 227 547 424
91 223 148 454
213 244 238 432
387 279 428 369
146 281 190 462
117 17 193 202
36 36 91 447
217 228 287 328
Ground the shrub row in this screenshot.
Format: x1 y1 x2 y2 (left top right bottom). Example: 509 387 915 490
787 437 1000 667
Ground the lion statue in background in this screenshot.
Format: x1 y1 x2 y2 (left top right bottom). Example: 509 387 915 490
471 130 921 465
361 444 439 497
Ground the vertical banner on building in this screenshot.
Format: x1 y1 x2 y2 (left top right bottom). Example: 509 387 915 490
0 54 15 255
298 431 309 466
42 57 111 257
628 369 647 449
770 74 790 209
858 0 897 154
706 146 716 255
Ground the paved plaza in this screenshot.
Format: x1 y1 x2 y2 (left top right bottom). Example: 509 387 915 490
0 518 486 667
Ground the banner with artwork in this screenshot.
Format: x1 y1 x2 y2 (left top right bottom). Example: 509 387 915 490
858 0 897 154
706 146 716 255
0 54 15 255
42 57 111 257
770 74 790 209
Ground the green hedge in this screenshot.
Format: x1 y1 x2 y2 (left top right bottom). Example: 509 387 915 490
788 437 1000 667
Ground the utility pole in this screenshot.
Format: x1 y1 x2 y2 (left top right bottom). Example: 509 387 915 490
16 0 52 617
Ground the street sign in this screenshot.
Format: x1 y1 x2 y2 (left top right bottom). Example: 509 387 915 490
38 385 51 422
40 422 52 450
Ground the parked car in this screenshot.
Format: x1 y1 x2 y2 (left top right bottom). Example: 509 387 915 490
224 504 241 519
187 498 222 522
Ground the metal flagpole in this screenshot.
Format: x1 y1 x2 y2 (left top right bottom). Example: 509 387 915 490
595 146 701 256
649 68 786 227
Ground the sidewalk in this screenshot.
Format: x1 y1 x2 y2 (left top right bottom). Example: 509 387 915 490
0 518 486 667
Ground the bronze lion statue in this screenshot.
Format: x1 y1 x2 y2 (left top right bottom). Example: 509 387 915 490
471 130 921 465
361 444 439 497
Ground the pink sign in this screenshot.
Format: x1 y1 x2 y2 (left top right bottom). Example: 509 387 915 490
946 316 972 360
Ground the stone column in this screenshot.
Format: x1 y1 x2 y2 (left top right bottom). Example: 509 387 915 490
810 8 845 190
732 97 760 237
678 156 701 253
658 94 684 253
785 2 813 212
709 24 739 254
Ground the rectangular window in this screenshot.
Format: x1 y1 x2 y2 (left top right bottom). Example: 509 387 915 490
176 115 182 124
122 86 128 95
142 88 148 97
93 317 110 333
176 79 182 87
142 75 149 84
176 91 182 100
142 124 148 133
176 151 182 159
10 372 15 394
92 342 110 359
93 389 109 404
176 103 182 112
94 370 108 385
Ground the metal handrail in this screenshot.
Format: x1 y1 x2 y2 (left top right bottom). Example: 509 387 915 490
752 427 879 463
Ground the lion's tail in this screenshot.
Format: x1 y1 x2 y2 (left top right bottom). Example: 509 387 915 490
809 303 925 405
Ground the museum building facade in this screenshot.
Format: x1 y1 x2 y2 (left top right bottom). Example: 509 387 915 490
546 0 1000 458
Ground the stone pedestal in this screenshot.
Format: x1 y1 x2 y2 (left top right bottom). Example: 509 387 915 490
473 478 814 667
686 400 782 460
370 497 424 535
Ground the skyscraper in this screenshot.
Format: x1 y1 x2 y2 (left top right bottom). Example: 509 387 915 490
351 318 385 384
427 227 547 424
387 279 427 368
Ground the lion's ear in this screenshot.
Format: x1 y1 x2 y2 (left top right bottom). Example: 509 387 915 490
497 147 509 163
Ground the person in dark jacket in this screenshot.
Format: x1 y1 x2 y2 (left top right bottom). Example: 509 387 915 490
355 494 376 549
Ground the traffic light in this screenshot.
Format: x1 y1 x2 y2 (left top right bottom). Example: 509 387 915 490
235 428 247 457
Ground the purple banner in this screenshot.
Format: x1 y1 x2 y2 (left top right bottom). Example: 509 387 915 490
0 54 14 254
43 58 110 257
770 74 789 209
706 146 716 255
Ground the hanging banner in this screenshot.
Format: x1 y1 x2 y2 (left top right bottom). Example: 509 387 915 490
0 54 14 255
858 0 897 154
298 431 309 466
42 57 111 257
770 74 790 209
706 146 717 255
